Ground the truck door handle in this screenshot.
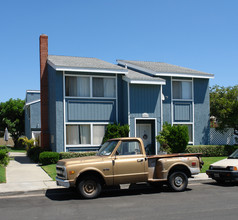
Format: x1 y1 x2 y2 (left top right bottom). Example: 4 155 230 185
137 159 143 162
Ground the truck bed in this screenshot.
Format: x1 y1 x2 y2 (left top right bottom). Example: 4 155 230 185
148 153 202 159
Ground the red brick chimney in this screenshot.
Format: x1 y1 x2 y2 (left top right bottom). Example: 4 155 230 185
40 34 50 148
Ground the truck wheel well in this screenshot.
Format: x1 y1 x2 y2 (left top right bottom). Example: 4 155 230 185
76 171 105 186
168 165 191 178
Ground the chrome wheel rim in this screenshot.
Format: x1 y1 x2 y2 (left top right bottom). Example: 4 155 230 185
84 180 96 194
174 176 183 187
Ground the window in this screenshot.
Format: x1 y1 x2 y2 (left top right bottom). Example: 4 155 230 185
93 77 115 98
65 76 116 98
66 124 106 146
173 81 192 100
65 76 90 97
117 141 141 155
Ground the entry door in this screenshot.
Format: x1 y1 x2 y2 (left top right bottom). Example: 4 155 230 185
136 123 152 149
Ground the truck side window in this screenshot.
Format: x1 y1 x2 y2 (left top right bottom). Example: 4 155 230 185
117 141 141 155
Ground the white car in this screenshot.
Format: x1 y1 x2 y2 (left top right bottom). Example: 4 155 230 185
206 149 238 184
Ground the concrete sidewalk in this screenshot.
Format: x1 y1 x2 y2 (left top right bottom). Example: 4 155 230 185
0 152 211 196
0 152 62 196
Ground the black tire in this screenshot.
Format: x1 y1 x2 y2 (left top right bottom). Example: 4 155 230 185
168 171 188 192
77 176 102 199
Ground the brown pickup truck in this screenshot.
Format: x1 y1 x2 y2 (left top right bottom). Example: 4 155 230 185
56 137 202 199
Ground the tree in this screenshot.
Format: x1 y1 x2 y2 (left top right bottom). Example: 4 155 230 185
0 99 25 145
156 122 189 153
210 85 238 134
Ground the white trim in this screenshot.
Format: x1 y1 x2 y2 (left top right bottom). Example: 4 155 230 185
173 122 193 125
25 99 40 106
171 78 193 101
48 60 128 74
192 78 195 145
65 122 109 125
128 82 130 137
171 77 173 124
134 118 158 155
161 85 163 131
63 71 66 152
26 90 40 93
117 60 214 79
122 76 166 85
116 76 118 123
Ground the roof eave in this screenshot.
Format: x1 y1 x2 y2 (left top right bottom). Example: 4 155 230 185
155 72 214 79
48 60 128 74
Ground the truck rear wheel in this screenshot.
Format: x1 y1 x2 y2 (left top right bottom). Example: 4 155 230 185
77 176 102 199
168 171 188 192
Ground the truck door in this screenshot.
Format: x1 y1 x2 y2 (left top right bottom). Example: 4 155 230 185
113 140 148 185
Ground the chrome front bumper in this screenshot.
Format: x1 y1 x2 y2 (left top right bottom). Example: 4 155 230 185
56 177 70 188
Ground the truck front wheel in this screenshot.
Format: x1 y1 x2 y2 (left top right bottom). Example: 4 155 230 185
77 176 102 199
168 171 188 192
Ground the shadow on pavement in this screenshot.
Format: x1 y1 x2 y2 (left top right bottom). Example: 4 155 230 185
202 181 238 187
12 156 34 164
45 183 192 201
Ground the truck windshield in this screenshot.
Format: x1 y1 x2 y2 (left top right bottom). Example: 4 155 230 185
228 149 238 159
97 141 119 156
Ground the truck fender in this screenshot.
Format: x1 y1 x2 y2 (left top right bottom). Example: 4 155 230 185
167 162 192 178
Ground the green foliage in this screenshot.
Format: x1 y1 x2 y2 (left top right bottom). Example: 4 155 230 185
0 145 10 153
59 152 96 159
18 136 34 150
0 165 6 183
156 122 189 153
210 85 238 133
41 164 56 181
0 150 10 166
0 99 25 146
103 123 129 143
185 145 238 157
39 152 59 165
27 146 44 163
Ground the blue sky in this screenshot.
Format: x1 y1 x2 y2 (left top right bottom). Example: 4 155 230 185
0 0 237 102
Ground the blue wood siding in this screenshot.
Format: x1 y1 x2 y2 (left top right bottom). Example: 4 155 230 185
173 102 192 122
129 84 161 137
26 92 40 103
48 65 64 152
66 99 116 122
30 102 41 129
161 76 172 124
194 78 210 145
122 80 128 125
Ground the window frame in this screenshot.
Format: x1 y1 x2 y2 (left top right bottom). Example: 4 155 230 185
65 122 109 147
65 74 117 99
172 79 193 101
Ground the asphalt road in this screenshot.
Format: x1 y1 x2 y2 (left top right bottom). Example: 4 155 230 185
1 181 238 220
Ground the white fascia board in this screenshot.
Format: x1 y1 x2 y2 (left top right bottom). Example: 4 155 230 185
48 60 128 75
117 60 214 79
26 90 40 93
24 99 41 109
122 76 166 85
155 72 214 79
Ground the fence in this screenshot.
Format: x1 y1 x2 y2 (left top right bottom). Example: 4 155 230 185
210 128 237 145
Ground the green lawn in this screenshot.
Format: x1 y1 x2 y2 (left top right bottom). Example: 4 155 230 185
0 165 6 183
201 157 226 173
9 148 26 153
40 157 227 180
41 164 57 181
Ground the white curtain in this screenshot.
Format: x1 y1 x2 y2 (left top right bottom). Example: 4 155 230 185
182 82 192 99
66 125 79 145
77 77 90 97
104 78 115 97
93 125 105 145
79 125 90 144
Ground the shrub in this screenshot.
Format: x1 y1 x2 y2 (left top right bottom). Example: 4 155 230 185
27 146 44 163
156 122 189 153
18 136 35 150
185 145 238 157
103 123 129 143
39 152 60 165
59 152 97 160
0 145 10 153
0 149 10 166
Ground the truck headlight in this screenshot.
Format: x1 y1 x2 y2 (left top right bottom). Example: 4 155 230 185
227 166 238 171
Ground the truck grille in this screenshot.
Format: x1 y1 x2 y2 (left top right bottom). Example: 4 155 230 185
56 165 67 179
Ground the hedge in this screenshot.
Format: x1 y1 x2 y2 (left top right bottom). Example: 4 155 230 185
0 146 10 153
39 152 59 165
0 149 10 166
59 152 97 160
27 146 44 163
185 145 238 157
